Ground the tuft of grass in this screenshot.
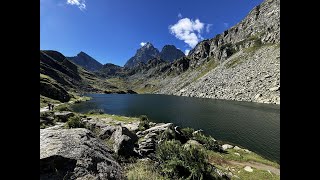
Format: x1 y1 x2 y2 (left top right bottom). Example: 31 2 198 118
126 160 167 180
85 113 139 123
187 57 219 83
237 168 280 180
138 115 150 131
40 124 47 129
193 58 218 81
104 138 115 150
225 57 242 68
193 133 222 152
181 127 195 139
155 140 221 179
72 96 91 104
207 148 279 169
65 116 85 129
54 104 72 111
88 109 105 114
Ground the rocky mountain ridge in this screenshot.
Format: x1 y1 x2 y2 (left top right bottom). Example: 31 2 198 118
40 0 280 105
124 42 185 68
126 0 280 104
67 51 103 72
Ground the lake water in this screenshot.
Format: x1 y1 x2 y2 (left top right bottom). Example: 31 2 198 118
71 94 280 163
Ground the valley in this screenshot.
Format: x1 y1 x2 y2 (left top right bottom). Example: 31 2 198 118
40 0 280 179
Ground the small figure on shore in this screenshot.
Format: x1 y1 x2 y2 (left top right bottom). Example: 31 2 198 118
51 104 54 110
48 103 53 111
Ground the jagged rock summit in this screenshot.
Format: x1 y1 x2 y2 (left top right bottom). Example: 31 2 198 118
124 42 185 68
68 51 103 72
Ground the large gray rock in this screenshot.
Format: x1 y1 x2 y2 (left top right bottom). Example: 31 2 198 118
98 125 117 140
135 123 179 157
40 128 123 180
136 133 158 157
222 144 234 151
110 126 138 156
140 123 174 136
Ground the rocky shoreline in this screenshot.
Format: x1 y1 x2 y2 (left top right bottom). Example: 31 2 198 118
40 107 280 179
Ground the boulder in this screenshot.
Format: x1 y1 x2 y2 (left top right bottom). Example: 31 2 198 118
98 126 117 140
40 128 122 179
149 122 157 127
234 146 241 150
222 144 234 151
269 86 280 91
140 123 174 136
184 140 203 148
192 129 204 135
136 136 157 157
244 166 253 172
254 94 262 99
122 121 140 132
243 149 252 153
110 126 138 156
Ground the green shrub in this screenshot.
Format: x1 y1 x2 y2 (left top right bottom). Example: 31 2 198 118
55 104 71 111
181 127 195 140
88 109 104 114
40 111 53 118
138 115 150 131
65 116 84 129
193 133 222 152
138 121 150 131
139 115 149 122
126 160 166 180
156 140 219 180
159 128 177 141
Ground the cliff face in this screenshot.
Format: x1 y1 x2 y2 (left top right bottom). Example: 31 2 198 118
188 0 279 68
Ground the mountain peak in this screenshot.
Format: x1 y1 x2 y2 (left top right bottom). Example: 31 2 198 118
67 51 103 72
160 45 185 62
78 51 87 55
142 42 154 49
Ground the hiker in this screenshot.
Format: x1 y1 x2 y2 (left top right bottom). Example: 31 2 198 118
51 104 54 110
48 103 51 110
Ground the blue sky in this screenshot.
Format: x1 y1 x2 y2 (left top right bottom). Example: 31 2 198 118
40 0 263 66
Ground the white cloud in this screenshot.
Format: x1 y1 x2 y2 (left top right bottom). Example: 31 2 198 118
206 24 213 33
184 49 190 55
178 13 182 18
140 42 146 47
169 18 205 48
223 22 229 28
67 0 86 11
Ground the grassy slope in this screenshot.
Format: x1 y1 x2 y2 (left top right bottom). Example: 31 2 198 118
40 50 128 104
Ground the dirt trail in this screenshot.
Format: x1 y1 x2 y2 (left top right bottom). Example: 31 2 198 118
228 160 280 176
40 103 62 112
